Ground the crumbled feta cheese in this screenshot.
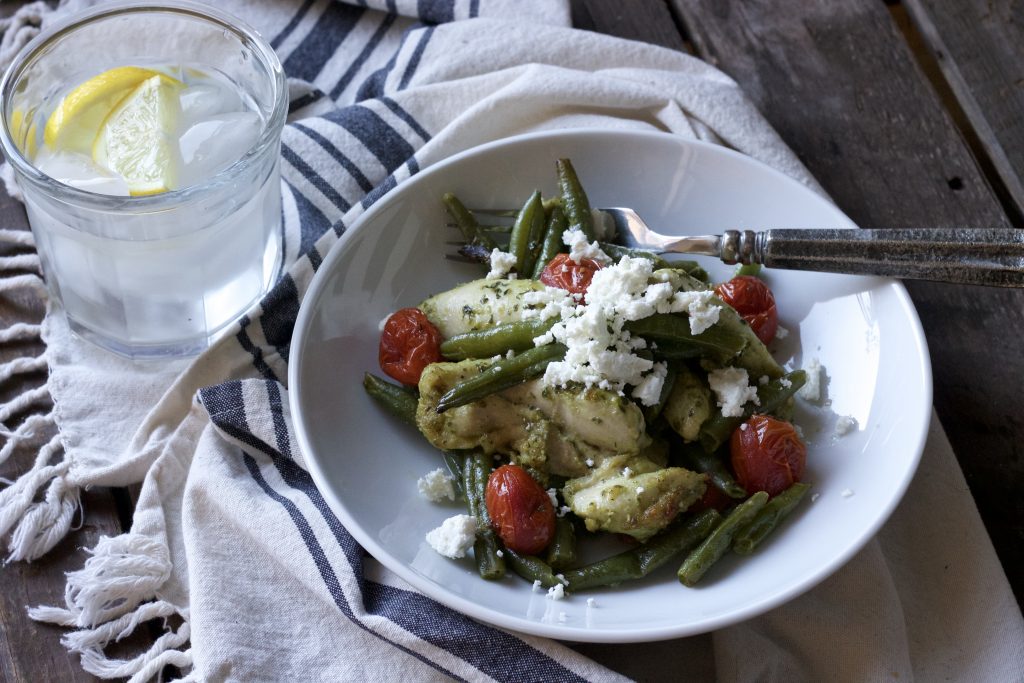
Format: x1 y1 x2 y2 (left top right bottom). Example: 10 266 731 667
417 468 456 502
622 467 633 478
779 378 792 388
558 505 572 517
547 584 565 600
834 415 857 436
496 550 504 558
586 597 596 608
532 579 543 593
708 367 760 417
531 256 723 405
585 458 594 467
505 349 515 359
841 488 855 498
563 228 612 265
486 248 517 279
636 486 645 494
798 357 823 401
425 515 477 558
759 375 769 386
547 488 559 508
811 493 820 503
556 573 568 586
740 423 749 431
775 325 789 339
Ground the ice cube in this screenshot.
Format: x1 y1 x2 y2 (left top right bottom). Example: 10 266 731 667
179 83 243 122
33 150 130 196
177 112 262 187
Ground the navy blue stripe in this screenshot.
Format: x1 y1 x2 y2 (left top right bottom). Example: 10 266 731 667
361 173 396 209
380 96 431 142
257 273 300 364
283 178 331 257
205 385 586 683
283 2 365 83
329 12 398 101
264 380 293 459
386 0 397 13
235 317 280 383
355 22 422 101
281 142 351 213
469 0 480 18
332 218 347 238
289 89 326 115
306 244 323 272
292 122 375 193
270 0 317 50
398 26 435 91
278 180 293 277
365 582 592 683
326 105 415 174
242 453 462 681
417 0 455 23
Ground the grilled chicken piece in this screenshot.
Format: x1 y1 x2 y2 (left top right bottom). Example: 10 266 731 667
562 454 706 541
416 359 648 477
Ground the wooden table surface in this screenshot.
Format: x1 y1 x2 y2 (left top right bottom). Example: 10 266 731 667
1 1 1022 681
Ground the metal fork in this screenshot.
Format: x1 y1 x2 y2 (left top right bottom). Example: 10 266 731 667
457 207 1024 287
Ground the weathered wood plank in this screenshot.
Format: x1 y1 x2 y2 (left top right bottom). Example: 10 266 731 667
902 0 1024 223
668 0 1023 603
571 0 689 52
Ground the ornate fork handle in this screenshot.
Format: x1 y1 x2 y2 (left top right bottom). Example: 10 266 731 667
715 228 1024 287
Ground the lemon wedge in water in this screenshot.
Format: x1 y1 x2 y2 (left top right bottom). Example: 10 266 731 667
43 66 159 153
92 74 182 196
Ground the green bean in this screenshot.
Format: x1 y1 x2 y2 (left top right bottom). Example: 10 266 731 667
598 242 671 269
362 373 418 426
698 369 807 453
733 482 810 555
532 206 568 278
443 192 498 250
440 318 556 361
624 314 747 363
675 442 748 499
541 196 562 213
435 343 566 413
735 263 762 277
464 452 505 580
556 158 595 241
508 190 544 276
546 516 577 570
677 491 769 586
674 261 710 284
505 548 563 589
442 451 467 499
562 510 721 591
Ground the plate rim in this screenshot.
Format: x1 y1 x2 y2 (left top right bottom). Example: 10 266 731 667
288 128 933 643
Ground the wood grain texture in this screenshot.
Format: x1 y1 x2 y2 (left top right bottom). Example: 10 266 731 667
571 0 689 51
902 0 1024 221
668 0 1023 603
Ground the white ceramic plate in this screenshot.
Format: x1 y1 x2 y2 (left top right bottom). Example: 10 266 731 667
289 129 932 643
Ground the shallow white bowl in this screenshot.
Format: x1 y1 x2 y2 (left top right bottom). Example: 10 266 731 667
289 129 932 643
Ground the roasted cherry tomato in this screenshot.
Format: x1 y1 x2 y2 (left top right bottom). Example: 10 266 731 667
689 483 733 514
485 464 555 555
378 307 443 386
730 414 806 497
539 253 603 299
714 275 778 344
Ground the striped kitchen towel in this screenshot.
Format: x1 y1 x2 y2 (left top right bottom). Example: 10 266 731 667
5 0 1020 681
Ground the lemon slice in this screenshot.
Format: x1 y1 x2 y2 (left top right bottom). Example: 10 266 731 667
43 66 160 154
92 74 182 196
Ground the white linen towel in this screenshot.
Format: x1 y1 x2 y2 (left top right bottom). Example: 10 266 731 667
0 0 1021 681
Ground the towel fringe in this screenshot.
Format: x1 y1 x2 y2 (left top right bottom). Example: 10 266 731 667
0 433 66 538
77 618 191 681
7 470 80 561
0 384 51 427
0 322 42 344
0 254 40 272
0 411 54 462
0 229 34 247
0 354 48 384
31 532 173 628
0 273 46 295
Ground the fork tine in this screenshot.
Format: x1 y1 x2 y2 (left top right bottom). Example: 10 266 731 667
467 208 518 217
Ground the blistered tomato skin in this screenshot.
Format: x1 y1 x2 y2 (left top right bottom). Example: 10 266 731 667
485 464 556 555
378 307 444 386
730 414 807 497
539 253 603 300
714 275 778 344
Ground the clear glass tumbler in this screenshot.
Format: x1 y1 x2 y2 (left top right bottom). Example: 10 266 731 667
0 1 287 358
